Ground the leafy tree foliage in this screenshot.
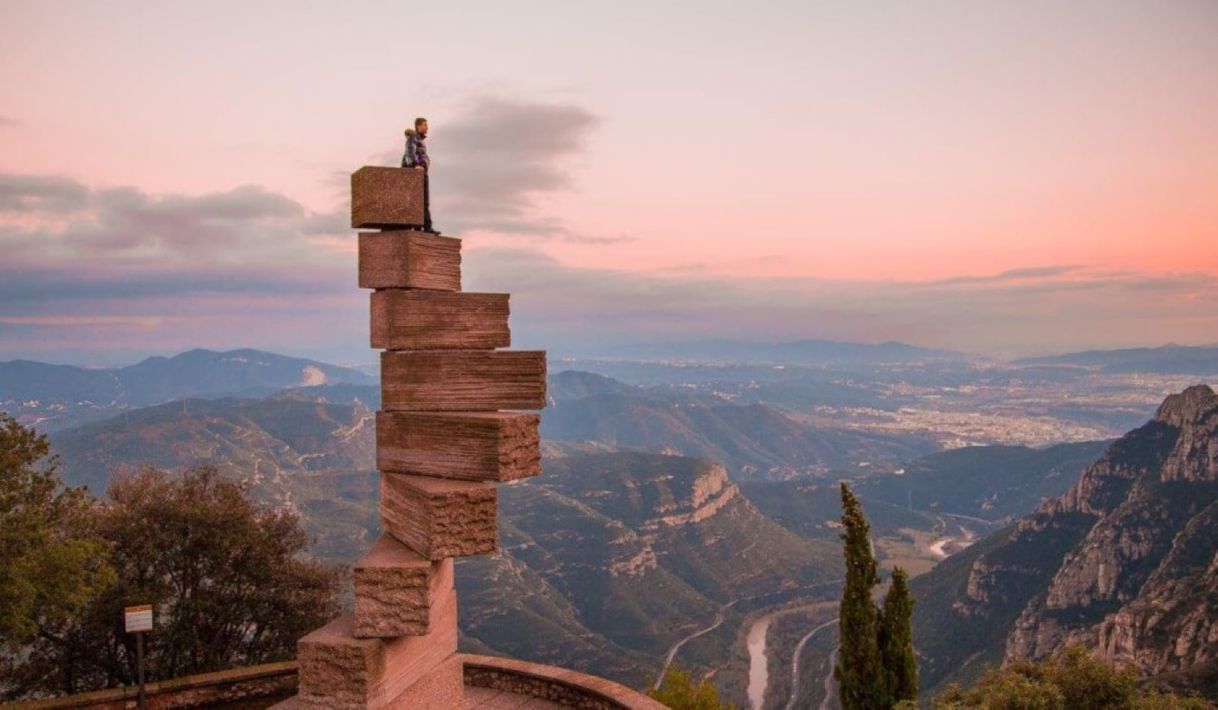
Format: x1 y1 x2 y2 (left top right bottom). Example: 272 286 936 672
1 437 339 699
647 666 736 709
0 413 114 694
933 646 1210 709
878 566 918 704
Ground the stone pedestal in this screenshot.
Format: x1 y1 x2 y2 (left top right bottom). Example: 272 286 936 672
295 595 457 708
287 164 546 708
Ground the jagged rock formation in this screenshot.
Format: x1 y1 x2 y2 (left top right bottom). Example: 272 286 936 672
911 384 1218 699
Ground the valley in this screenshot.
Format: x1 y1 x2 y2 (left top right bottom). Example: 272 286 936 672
3 345 1216 707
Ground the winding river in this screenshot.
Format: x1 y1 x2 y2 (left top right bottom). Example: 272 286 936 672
746 615 772 709
746 602 838 709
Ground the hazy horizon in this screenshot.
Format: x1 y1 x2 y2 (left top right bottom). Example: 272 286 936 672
7 337 1218 372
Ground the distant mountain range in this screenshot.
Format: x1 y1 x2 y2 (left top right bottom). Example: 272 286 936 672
580 338 965 366
14 346 1218 701
543 372 939 478
0 348 374 430
1015 344 1218 375
49 386 381 561
911 385 1218 700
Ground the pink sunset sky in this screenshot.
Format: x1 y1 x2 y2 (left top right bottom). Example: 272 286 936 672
1 0 1216 365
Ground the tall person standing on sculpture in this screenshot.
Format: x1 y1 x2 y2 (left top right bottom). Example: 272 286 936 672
401 117 439 234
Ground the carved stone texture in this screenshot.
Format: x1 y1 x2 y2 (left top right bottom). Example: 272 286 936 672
370 290 509 351
381 350 547 411
351 166 425 229
377 411 540 481
353 535 455 638
295 592 458 709
380 473 497 560
358 231 462 291
383 653 464 709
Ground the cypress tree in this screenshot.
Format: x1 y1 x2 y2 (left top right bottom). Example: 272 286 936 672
834 482 887 710
879 566 918 704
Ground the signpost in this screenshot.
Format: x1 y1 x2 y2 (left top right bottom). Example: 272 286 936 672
124 605 153 709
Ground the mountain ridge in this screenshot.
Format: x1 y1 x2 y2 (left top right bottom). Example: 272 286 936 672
1014 345 1218 375
1 348 375 431
911 384 1218 700
578 338 965 365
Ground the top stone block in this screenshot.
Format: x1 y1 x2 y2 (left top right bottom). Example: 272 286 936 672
351 166 425 229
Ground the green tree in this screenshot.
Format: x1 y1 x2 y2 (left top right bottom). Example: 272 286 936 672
8 464 339 698
647 666 735 710
932 645 1210 709
1043 645 1139 710
0 413 115 694
835 482 888 710
878 566 918 704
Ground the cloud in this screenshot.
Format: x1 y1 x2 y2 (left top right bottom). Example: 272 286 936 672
932 264 1084 286
0 173 89 212
2 166 1214 365
0 315 170 328
0 172 359 364
425 96 600 237
352 94 603 240
462 247 1218 358
0 173 348 278
0 115 18 128
561 233 638 245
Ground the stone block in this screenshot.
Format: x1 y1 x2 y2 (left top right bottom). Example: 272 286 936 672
377 411 540 481
370 290 510 351
381 350 547 411
384 653 464 709
358 231 461 291
295 592 458 709
351 166 425 229
353 535 454 638
380 473 497 560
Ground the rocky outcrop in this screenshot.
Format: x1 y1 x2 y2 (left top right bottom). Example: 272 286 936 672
1154 385 1218 430
1001 385 1218 690
1095 501 1218 676
1156 385 1218 482
913 385 1218 699
647 461 740 528
458 450 840 681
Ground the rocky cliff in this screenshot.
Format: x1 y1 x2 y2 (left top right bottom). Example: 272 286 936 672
912 384 1218 698
455 450 843 700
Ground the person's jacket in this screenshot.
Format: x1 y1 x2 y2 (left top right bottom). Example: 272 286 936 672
401 130 430 170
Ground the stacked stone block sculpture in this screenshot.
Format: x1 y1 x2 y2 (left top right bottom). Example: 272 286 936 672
283 166 546 708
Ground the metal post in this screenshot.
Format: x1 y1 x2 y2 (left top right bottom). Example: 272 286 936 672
136 631 147 709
